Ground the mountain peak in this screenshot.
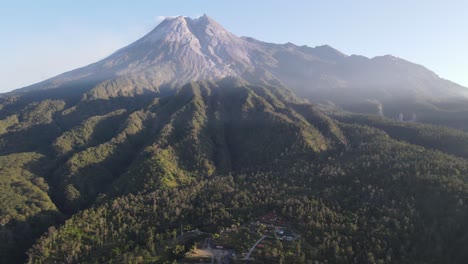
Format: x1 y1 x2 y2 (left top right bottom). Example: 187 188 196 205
139 14 231 45
81 14 257 95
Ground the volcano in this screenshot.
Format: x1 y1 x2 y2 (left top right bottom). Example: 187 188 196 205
1 15 468 264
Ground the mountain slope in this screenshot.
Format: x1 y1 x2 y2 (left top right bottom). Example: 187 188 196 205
26 120 468 264
2 78 468 263
0 78 347 263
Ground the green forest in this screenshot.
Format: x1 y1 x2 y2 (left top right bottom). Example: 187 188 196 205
0 79 467 263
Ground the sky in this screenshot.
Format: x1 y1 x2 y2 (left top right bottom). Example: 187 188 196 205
1 0 467 92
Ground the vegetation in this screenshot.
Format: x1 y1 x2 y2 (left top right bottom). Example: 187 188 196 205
0 152 62 263
0 79 467 263
336 113 468 158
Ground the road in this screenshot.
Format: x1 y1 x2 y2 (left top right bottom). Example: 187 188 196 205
243 235 270 260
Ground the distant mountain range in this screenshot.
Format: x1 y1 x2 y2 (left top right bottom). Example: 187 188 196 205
1 15 468 264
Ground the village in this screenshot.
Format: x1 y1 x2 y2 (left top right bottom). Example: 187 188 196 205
180 211 301 263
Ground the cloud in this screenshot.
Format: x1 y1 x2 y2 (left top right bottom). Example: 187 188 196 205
155 16 168 23
155 15 179 25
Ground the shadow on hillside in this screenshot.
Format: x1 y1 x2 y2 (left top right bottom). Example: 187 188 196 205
50 114 154 215
56 94 157 129
0 94 161 156
0 210 64 264
0 123 62 155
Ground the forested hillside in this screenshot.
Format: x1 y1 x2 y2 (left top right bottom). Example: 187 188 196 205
0 78 467 263
25 122 468 263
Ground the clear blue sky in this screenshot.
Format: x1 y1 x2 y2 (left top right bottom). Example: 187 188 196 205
1 0 467 92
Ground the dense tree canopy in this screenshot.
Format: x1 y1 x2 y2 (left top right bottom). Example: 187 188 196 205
0 79 467 263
